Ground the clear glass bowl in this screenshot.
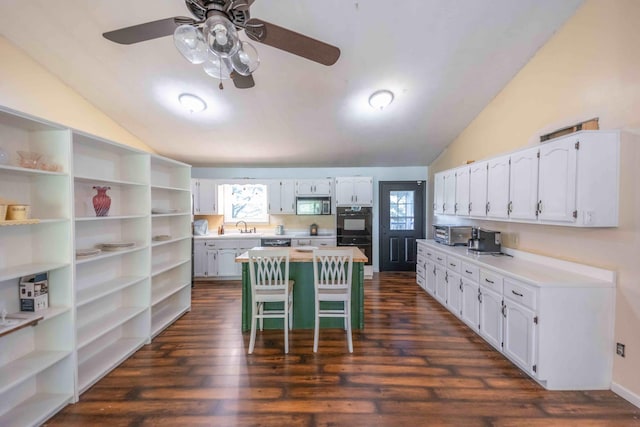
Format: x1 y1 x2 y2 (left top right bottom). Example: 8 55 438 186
17 150 42 169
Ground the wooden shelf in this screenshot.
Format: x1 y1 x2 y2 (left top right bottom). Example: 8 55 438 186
0 392 73 427
77 306 147 349
0 350 70 394
76 276 147 307
75 214 148 222
74 175 147 187
151 302 189 338
152 281 190 306
0 262 69 282
151 258 190 278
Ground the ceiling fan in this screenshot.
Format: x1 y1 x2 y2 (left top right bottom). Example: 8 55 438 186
103 0 341 89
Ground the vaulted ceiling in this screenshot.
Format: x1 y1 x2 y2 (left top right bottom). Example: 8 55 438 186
0 0 583 167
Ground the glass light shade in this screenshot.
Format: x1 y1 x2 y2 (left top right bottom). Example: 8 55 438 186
229 41 260 76
202 52 232 80
369 90 394 110
203 15 240 58
173 24 208 64
178 93 207 112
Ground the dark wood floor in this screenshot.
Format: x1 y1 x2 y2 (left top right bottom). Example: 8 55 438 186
46 272 639 426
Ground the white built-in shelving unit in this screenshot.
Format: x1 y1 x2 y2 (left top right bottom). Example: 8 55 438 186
0 106 191 425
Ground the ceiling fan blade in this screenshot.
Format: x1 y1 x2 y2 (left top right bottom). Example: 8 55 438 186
230 72 255 89
244 18 340 66
103 17 195 45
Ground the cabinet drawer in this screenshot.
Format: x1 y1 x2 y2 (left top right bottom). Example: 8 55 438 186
416 263 426 279
504 278 537 310
416 275 425 289
205 240 217 248
446 255 461 273
461 262 479 282
433 251 446 266
417 244 426 256
480 269 503 293
417 254 426 269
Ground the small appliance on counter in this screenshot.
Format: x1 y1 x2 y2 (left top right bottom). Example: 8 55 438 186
193 219 208 236
275 225 285 235
310 223 318 236
433 224 472 246
468 228 502 254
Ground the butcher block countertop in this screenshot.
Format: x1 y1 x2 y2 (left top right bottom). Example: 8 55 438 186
235 246 367 263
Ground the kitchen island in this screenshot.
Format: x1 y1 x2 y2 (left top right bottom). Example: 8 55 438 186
235 247 367 331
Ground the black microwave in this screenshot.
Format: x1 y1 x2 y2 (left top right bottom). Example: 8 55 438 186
296 197 331 215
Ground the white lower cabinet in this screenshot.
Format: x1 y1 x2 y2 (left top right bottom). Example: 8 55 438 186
194 238 260 279
193 240 207 277
217 249 238 277
416 239 615 390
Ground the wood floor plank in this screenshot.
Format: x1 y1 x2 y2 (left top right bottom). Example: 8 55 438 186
44 272 640 426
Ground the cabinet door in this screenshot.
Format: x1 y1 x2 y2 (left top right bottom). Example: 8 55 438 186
460 278 479 331
468 161 488 217
479 286 503 351
443 170 457 215
352 177 373 206
335 178 353 206
217 249 238 277
503 300 536 375
433 172 445 214
280 180 296 213
435 265 447 304
425 260 436 296
198 179 218 214
206 249 218 277
446 270 462 316
296 179 332 196
191 179 200 214
193 240 208 277
509 147 539 220
486 155 510 219
313 178 333 196
455 166 470 216
538 137 577 223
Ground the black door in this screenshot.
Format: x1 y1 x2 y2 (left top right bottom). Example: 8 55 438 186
379 181 425 271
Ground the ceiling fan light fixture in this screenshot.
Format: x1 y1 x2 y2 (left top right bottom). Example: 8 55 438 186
369 89 394 110
173 24 208 64
204 15 240 58
229 41 260 76
202 53 232 80
178 93 207 113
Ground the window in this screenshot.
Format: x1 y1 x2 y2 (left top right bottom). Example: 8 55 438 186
389 190 415 230
222 183 268 223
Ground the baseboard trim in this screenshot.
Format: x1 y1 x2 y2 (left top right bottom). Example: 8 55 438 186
612 382 640 409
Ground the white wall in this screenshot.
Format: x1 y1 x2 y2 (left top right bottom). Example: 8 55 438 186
193 166 429 272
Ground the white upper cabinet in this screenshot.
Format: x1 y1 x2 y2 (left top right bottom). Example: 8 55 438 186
434 130 620 227
468 161 488 217
509 147 539 220
268 179 296 213
442 170 456 215
454 166 470 216
295 178 332 196
192 178 218 215
335 176 373 206
486 154 511 219
433 172 445 215
537 137 577 223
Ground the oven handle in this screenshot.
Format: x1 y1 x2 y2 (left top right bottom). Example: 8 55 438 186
337 243 370 247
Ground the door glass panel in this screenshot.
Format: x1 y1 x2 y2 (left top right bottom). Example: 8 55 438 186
390 191 414 230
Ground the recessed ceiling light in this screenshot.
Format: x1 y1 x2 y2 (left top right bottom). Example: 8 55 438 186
178 93 207 112
368 89 394 110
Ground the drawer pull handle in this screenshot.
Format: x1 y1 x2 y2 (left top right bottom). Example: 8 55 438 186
449 263 456 267
485 278 494 284
437 257 443 261
511 290 524 297
465 269 473 274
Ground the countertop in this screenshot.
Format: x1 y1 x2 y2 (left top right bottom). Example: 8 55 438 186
418 239 614 288
235 246 367 263
194 232 337 240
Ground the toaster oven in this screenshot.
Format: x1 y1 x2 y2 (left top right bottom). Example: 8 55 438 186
432 225 472 246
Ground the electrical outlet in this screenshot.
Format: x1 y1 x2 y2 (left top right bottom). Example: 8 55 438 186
616 342 626 357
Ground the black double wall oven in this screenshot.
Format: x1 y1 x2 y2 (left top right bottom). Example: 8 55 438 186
336 207 372 266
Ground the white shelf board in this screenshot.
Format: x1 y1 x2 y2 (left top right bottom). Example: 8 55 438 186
76 276 147 307
0 350 71 394
74 175 147 187
77 306 147 349
151 258 190 277
151 184 190 192
0 262 69 282
151 212 191 218
152 281 190 306
78 336 146 394
151 235 191 247
0 392 73 427
151 303 189 338
0 164 67 177
75 245 147 265
75 214 147 222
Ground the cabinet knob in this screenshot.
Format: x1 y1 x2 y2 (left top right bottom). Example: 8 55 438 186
486 201 490 213
508 201 513 214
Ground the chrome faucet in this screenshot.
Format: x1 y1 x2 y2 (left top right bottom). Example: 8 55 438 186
236 220 249 233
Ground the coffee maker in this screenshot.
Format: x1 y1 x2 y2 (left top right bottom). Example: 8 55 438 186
468 227 502 254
